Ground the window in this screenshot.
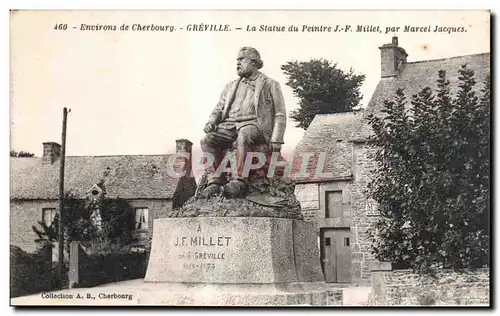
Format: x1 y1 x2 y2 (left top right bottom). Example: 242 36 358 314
42 208 57 227
344 237 350 247
135 208 149 230
325 237 331 246
325 191 343 218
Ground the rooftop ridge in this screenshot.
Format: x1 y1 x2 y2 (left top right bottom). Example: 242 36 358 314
406 52 490 65
352 50 490 141
314 111 358 117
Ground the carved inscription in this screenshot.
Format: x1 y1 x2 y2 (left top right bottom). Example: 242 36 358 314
177 251 226 260
173 236 231 247
174 224 232 271
182 262 216 272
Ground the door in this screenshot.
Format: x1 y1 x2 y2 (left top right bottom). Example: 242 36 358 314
320 232 337 282
320 228 352 283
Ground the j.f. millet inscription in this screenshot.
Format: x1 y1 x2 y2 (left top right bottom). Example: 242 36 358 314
174 224 232 271
174 236 232 247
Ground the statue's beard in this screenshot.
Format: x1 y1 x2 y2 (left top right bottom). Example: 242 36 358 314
237 66 253 78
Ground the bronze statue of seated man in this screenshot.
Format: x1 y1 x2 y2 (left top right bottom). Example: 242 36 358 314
200 46 287 198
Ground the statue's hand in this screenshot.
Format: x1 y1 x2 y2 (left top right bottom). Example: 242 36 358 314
204 122 216 133
270 142 282 152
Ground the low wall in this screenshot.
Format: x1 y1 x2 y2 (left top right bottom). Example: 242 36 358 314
369 266 490 306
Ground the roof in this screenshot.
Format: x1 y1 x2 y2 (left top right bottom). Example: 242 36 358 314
10 154 190 200
353 52 491 140
290 112 360 183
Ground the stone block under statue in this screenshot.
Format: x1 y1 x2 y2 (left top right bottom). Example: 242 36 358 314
136 217 342 306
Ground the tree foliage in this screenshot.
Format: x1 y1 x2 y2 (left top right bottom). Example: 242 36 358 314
92 194 136 247
10 150 35 157
281 59 365 130
32 190 137 255
32 191 97 254
367 65 490 272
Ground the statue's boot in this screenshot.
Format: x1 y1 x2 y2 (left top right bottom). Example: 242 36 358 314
200 183 222 198
222 179 247 198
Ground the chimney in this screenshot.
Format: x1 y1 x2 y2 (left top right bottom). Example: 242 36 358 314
378 36 408 78
175 139 193 177
42 142 61 164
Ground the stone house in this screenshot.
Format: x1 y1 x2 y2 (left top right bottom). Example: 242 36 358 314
10 139 197 254
293 36 490 285
292 112 360 284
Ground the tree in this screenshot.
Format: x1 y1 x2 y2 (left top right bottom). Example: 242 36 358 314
32 191 97 255
281 59 365 129
32 190 137 255
10 150 35 157
367 65 490 272
91 194 136 249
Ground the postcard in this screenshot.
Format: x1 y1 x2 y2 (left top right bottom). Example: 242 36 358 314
9 9 491 306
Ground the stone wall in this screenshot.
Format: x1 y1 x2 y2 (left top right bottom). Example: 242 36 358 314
295 143 377 285
317 181 352 228
349 142 380 284
10 200 59 253
369 268 490 306
294 183 319 225
326 289 344 305
10 199 173 253
294 181 353 228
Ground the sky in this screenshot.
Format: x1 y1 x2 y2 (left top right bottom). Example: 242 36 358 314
10 10 490 159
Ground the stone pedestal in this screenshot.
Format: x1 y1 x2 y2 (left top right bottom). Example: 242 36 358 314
137 217 342 306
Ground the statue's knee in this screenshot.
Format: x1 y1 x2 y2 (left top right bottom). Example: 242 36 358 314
237 125 260 145
200 135 212 148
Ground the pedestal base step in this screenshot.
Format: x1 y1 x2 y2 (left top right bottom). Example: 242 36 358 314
136 282 343 306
